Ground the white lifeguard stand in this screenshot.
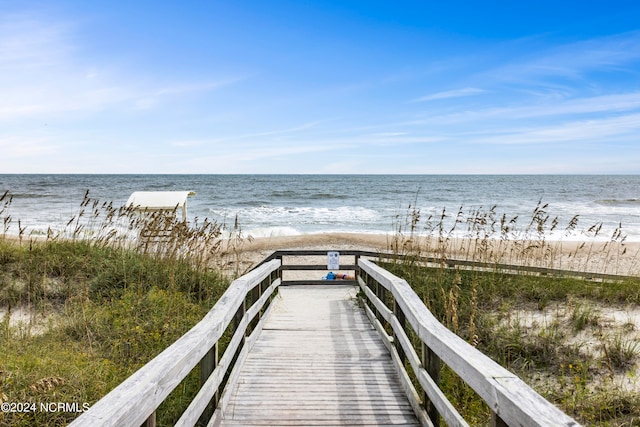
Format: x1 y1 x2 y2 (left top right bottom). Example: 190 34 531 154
125 191 196 248
125 191 196 221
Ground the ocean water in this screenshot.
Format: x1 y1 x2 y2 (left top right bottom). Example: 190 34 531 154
1 174 639 241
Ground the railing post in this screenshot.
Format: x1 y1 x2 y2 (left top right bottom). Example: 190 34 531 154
394 300 406 365
276 253 283 283
259 274 270 319
422 342 441 427
271 269 278 296
361 270 372 312
491 413 508 427
252 280 260 307
361 270 370 303
198 343 219 426
249 279 262 333
141 412 156 427
377 282 386 326
235 299 247 339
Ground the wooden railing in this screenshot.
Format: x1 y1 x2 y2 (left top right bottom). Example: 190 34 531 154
69 259 281 427
68 249 592 426
260 249 636 283
357 257 580 427
260 249 373 285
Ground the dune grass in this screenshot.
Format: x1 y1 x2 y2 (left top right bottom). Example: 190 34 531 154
0 235 232 426
385 203 640 426
0 191 242 426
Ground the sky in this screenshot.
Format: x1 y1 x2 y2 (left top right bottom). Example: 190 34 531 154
1 1 640 174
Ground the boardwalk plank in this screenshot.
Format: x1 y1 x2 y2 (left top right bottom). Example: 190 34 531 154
213 285 421 427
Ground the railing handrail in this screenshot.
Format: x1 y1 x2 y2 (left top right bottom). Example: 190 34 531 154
69 259 281 427
259 249 637 282
358 258 580 427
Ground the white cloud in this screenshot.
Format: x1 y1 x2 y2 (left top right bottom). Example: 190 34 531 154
399 90 640 132
411 87 485 103
0 13 73 70
170 121 326 148
134 78 246 110
467 113 640 145
509 92 640 118
0 13 242 121
0 133 60 158
490 31 640 85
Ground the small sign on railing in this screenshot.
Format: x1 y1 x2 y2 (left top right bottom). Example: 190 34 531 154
327 251 340 270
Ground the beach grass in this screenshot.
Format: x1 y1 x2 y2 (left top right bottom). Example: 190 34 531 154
0 236 234 426
0 191 245 426
385 203 640 426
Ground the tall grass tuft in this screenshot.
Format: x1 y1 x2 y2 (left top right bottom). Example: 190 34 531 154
386 202 640 426
602 333 640 371
389 201 638 277
0 191 245 426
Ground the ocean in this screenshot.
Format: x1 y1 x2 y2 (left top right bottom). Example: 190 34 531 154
1 174 639 241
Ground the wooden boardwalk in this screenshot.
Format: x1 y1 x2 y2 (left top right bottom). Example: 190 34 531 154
214 284 421 426
70 253 581 427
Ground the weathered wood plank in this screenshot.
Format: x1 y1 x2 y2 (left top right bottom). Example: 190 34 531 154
217 395 415 404
218 423 420 427
216 422 420 427
225 413 421 421
213 285 421 427
280 264 357 270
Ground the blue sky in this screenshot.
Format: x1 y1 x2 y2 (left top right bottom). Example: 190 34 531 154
2 1 640 174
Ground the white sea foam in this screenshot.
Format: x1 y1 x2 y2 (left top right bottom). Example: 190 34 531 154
208 205 383 234
244 226 302 238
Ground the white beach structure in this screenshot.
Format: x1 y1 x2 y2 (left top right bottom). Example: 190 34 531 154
125 191 196 247
125 191 195 221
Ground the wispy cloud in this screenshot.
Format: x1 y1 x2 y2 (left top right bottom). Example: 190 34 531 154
411 87 485 103
170 121 326 147
489 31 640 85
511 92 640 118
0 12 73 70
541 31 640 72
134 78 246 109
153 81 241 97
466 112 640 145
177 142 345 171
398 90 640 130
0 132 60 158
0 13 242 120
